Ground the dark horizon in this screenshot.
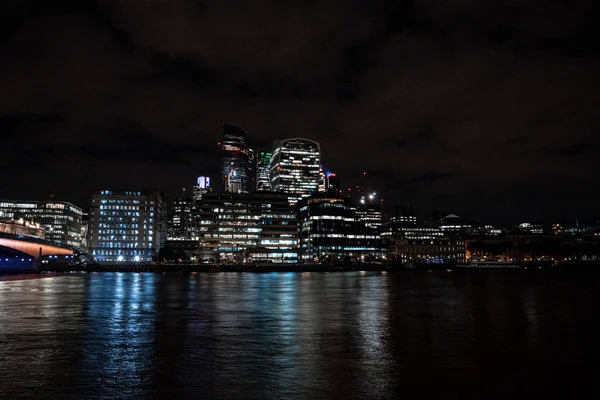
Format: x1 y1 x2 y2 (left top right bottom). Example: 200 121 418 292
2 1 599 225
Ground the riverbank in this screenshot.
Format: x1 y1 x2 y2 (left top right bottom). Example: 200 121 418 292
32 260 600 273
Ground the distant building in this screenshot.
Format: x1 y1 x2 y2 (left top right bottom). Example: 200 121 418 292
326 173 341 195
192 176 212 200
297 195 385 262
516 222 544 235
256 151 272 191
88 189 166 262
355 192 384 230
391 206 417 224
164 196 203 261
196 192 298 263
383 220 465 265
167 197 202 241
80 212 89 248
0 199 83 247
429 214 474 234
0 219 45 239
221 124 255 193
270 138 321 205
318 168 327 193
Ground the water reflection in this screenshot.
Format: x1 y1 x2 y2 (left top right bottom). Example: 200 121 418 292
0 271 598 399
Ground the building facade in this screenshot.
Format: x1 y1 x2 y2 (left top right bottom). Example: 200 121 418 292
192 176 212 200
297 196 385 262
270 138 321 205
0 199 83 247
383 220 465 265
0 219 45 238
221 124 255 193
355 193 384 231
196 192 298 263
256 150 272 191
87 190 166 262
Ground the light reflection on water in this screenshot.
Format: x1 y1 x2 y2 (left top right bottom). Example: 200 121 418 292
0 271 599 399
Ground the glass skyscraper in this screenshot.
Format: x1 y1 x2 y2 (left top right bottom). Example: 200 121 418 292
256 150 272 191
270 138 321 205
221 124 255 193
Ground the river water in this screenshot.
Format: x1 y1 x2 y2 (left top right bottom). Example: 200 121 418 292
0 271 598 399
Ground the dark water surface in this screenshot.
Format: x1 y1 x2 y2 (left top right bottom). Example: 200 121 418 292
0 271 598 399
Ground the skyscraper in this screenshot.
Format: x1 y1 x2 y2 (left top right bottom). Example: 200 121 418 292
270 138 321 205
256 150 272 191
221 124 255 193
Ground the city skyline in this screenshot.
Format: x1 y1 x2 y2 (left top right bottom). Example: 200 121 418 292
2 1 599 224
0 122 598 228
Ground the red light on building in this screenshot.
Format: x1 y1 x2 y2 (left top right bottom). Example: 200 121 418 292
217 142 221 145
363 172 367 176
331 173 336 177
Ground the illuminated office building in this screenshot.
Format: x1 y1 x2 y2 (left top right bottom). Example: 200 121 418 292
192 176 212 200
196 192 298 263
382 220 465 264
221 124 255 193
88 189 166 262
297 195 385 262
167 197 202 241
270 138 321 205
355 192 383 230
0 199 83 247
256 151 272 191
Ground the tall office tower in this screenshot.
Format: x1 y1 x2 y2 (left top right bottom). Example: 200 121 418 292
88 189 166 262
256 150 272 191
192 176 212 200
0 199 83 247
221 124 255 193
270 138 321 205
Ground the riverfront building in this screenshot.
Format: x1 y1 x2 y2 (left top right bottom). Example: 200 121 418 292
221 124 255 193
0 219 45 239
195 192 298 263
87 189 167 262
270 138 321 205
382 219 465 265
0 199 83 247
297 195 385 262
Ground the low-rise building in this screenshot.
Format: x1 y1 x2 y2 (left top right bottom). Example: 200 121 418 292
297 195 385 262
384 220 465 265
196 192 298 263
0 219 45 238
0 199 83 247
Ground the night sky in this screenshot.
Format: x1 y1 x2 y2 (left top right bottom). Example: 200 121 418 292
2 0 599 224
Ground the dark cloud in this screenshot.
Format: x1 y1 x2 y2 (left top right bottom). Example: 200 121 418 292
545 139 600 157
1 0 600 223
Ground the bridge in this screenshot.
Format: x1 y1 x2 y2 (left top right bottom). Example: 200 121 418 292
0 232 73 272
